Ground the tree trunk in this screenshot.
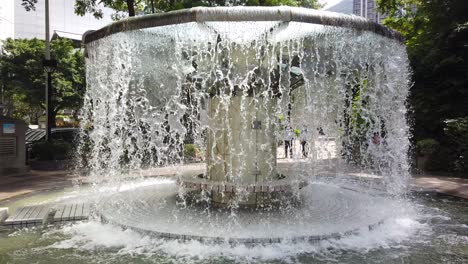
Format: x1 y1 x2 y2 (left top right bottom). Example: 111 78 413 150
126 0 135 16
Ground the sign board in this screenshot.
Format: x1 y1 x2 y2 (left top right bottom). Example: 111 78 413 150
3 123 15 134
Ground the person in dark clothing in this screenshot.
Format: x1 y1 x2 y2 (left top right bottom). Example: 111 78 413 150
300 126 309 158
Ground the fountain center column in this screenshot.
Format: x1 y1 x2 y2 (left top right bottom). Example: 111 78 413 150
206 94 278 206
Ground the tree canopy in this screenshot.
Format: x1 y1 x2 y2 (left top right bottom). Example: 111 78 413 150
377 0 468 171
0 38 85 125
22 0 321 20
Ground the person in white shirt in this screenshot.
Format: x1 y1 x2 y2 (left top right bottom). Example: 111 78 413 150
284 126 293 158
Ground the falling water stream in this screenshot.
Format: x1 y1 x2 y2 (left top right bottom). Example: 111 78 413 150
75 10 413 240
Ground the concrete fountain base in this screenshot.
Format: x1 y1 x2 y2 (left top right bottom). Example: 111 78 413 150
96 181 398 244
177 174 308 208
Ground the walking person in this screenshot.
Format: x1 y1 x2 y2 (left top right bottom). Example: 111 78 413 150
284 125 293 158
300 126 309 158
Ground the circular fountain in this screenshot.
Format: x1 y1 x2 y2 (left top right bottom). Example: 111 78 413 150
81 6 411 243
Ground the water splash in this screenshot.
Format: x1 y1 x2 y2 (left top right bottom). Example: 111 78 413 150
80 20 410 191
77 11 413 246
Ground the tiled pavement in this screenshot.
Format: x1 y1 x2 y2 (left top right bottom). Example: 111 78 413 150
411 175 468 199
0 170 74 202
0 165 467 204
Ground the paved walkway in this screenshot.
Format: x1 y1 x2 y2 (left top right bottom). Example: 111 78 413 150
0 170 75 202
410 175 468 199
0 168 467 202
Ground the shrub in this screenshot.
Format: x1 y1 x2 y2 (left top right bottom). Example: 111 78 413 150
444 117 468 172
444 117 468 145
184 144 200 161
32 141 71 161
293 129 301 138
416 138 439 156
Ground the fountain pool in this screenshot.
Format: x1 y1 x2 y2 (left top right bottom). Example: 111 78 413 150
0 181 467 263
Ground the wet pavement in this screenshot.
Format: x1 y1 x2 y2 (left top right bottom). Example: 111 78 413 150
0 170 74 202
0 167 467 203
411 175 468 199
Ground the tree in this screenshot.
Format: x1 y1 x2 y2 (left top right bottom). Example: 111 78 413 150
22 0 321 20
377 0 468 172
74 0 140 19
0 38 85 125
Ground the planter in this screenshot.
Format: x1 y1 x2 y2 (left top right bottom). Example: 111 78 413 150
417 155 429 172
28 159 73 171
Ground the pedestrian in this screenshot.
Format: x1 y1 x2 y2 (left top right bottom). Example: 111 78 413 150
300 126 308 158
284 125 293 158
372 132 381 145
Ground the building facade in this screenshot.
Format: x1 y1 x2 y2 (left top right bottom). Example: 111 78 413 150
353 0 386 23
323 0 353 15
0 0 113 41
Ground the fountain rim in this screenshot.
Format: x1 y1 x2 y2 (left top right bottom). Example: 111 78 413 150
82 6 404 44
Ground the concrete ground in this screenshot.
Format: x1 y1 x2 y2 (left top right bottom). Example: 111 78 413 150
0 170 75 202
410 175 468 199
0 165 467 202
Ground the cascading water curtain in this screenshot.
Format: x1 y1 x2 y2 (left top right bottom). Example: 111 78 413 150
78 21 410 195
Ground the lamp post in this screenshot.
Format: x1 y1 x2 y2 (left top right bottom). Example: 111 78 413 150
43 58 57 140
0 73 4 117
43 0 57 141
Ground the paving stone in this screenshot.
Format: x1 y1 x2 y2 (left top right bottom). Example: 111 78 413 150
73 203 83 221
53 204 66 222
3 206 48 227
0 208 9 223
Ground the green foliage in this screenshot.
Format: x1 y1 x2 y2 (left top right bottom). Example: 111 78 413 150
377 0 468 172
415 138 439 156
445 117 468 144
32 141 72 161
184 144 201 160
293 128 300 137
350 76 371 135
444 117 468 172
75 0 143 20
23 0 321 21
0 38 85 124
278 114 285 123
340 70 376 166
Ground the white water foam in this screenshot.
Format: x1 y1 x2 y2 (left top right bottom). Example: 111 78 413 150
45 212 429 262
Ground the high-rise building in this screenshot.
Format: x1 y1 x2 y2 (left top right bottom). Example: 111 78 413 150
0 0 113 41
323 0 354 15
353 0 386 24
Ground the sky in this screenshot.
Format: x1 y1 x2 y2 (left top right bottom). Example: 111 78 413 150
319 0 345 9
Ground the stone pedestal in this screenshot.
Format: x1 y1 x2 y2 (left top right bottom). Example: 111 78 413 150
0 117 29 176
206 95 278 206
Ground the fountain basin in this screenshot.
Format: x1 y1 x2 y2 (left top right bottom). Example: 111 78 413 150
97 181 399 243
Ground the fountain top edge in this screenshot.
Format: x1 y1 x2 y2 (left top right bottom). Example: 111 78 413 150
83 6 404 44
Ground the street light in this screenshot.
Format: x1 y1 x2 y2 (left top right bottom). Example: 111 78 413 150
43 59 57 73
0 73 4 117
43 57 57 141
44 0 55 142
